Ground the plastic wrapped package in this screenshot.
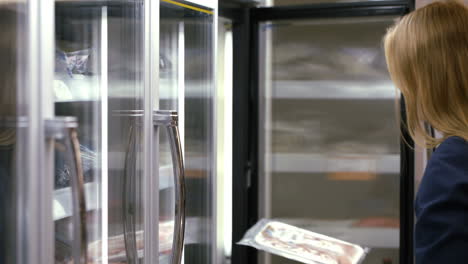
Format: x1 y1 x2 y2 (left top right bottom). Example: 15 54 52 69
239 219 369 264
55 144 98 189
56 49 92 77
86 220 174 263
54 48 99 101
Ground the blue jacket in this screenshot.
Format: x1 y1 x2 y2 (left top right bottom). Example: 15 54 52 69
415 136 468 264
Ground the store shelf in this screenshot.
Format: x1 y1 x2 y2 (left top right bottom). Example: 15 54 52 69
53 164 175 221
53 182 99 221
268 153 400 174
87 217 211 262
270 80 397 99
54 78 212 103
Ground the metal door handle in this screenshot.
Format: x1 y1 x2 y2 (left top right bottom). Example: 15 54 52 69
123 124 138 263
115 110 144 264
153 110 186 264
46 117 87 264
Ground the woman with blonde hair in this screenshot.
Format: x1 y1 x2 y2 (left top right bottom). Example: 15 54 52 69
384 0 468 263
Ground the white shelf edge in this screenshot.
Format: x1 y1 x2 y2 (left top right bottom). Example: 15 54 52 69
268 153 400 174
269 80 398 99
53 182 99 221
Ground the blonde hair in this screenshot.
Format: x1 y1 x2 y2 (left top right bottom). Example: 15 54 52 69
384 0 468 148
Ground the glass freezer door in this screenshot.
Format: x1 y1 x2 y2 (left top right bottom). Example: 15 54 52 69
53 1 146 263
159 0 215 263
258 15 404 264
0 3 31 264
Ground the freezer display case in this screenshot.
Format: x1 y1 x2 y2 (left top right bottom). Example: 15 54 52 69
0 0 217 263
258 14 405 264
52 0 216 263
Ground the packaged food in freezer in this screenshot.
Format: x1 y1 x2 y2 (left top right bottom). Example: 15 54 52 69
239 219 369 264
86 220 174 263
56 48 93 77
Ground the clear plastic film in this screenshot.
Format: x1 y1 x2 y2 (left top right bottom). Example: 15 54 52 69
238 219 370 264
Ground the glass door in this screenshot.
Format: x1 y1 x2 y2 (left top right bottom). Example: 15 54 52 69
159 0 215 263
53 1 145 263
258 14 405 264
0 2 30 264
0 0 57 263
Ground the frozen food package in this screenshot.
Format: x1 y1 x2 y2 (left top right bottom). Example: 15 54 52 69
87 221 175 263
55 144 98 189
65 49 91 75
56 48 92 77
238 219 369 264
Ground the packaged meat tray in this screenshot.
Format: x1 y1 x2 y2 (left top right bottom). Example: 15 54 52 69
86 221 174 263
238 219 368 264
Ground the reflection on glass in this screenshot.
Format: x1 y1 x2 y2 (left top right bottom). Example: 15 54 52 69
159 6 180 263
106 4 145 263
260 18 401 264
183 15 215 264
0 4 26 264
160 0 215 263
54 1 144 263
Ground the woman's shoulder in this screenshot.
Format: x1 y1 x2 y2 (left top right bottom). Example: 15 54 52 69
415 136 468 264
433 136 468 158
426 136 468 180
417 136 468 207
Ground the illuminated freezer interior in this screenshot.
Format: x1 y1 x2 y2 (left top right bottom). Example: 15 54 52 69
259 17 401 264
51 0 215 263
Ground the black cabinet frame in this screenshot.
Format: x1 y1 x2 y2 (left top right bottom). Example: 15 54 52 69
222 1 415 263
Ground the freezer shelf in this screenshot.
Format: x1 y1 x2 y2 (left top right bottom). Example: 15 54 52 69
54 78 212 103
53 182 99 221
53 165 177 221
271 80 396 99
86 217 211 262
269 153 400 174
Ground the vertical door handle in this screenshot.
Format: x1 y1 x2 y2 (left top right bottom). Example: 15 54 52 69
123 123 138 263
46 117 87 264
153 110 186 264
114 110 144 264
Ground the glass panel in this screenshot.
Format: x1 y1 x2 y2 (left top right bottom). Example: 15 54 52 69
107 4 145 263
0 2 28 263
259 17 401 264
159 7 179 263
184 13 214 264
54 1 145 263
159 0 215 263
